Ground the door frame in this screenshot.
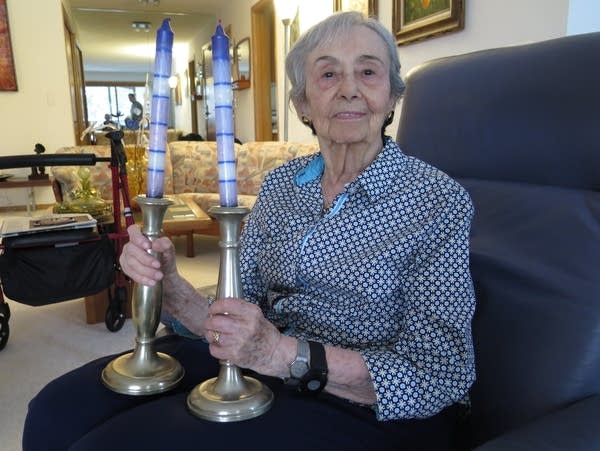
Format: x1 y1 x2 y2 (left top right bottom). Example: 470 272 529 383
251 0 277 141
63 6 88 145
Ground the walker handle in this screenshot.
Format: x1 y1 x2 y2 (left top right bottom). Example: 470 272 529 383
0 154 108 170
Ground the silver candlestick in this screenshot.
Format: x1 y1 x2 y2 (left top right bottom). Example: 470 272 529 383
102 195 184 395
187 205 274 421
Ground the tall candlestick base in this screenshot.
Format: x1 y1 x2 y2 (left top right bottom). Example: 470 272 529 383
102 196 184 395
187 206 274 422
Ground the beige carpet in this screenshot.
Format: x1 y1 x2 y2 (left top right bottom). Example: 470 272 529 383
0 234 220 451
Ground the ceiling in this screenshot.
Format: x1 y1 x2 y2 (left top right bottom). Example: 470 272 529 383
68 0 223 74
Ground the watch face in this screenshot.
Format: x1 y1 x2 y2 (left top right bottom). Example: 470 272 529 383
306 379 322 391
290 360 309 378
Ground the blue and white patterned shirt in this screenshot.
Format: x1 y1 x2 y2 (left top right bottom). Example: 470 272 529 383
240 137 476 421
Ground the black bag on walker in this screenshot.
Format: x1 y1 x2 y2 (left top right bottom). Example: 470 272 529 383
0 232 115 306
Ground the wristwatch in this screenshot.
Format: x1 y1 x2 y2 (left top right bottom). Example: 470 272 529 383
285 339 328 394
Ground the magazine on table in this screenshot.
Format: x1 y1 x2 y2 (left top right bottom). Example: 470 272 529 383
0 214 97 238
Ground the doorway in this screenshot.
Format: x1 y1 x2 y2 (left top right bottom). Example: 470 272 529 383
251 0 278 141
63 6 88 145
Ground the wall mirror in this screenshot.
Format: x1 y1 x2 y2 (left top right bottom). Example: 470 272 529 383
233 37 250 89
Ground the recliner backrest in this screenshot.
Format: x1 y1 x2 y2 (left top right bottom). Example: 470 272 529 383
396 32 600 447
398 32 600 191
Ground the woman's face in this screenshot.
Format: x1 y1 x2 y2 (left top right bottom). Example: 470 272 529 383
299 25 395 147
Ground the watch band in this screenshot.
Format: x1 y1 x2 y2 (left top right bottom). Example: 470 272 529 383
304 340 328 394
284 340 328 395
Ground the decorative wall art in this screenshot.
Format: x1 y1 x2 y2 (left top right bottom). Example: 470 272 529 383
174 74 182 105
0 0 17 91
334 0 378 18
393 0 464 45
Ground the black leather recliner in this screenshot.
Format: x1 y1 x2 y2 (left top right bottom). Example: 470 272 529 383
397 31 600 450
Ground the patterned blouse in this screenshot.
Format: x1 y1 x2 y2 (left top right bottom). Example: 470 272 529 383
240 137 476 421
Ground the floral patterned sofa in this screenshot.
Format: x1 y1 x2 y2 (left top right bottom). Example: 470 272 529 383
170 141 318 213
51 140 319 234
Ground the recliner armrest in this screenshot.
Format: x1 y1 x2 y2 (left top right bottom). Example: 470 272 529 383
474 395 600 451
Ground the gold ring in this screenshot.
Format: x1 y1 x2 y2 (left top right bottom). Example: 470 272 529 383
212 330 221 344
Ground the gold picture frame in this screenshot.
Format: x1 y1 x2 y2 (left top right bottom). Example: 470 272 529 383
393 0 464 46
173 74 182 105
334 0 378 18
0 0 17 91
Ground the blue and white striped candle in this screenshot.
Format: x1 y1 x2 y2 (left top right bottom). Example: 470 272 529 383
212 22 238 207
146 18 174 198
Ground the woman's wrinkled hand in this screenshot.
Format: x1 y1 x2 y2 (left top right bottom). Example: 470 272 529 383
119 224 177 287
203 297 285 376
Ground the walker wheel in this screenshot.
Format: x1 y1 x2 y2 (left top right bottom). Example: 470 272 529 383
105 286 127 332
0 302 10 351
0 301 10 320
105 307 125 332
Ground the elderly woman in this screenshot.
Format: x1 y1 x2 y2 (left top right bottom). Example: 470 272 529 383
23 12 475 451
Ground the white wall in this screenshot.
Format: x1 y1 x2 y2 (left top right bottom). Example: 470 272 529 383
276 0 331 145
567 0 600 35
0 0 74 207
383 0 570 140
284 0 572 143
174 0 594 144
0 0 74 154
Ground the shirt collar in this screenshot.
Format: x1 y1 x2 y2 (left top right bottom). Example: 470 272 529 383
294 137 405 202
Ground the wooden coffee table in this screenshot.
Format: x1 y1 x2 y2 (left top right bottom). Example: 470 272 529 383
133 195 213 257
162 195 213 257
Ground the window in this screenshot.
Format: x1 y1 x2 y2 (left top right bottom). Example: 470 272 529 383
85 85 147 126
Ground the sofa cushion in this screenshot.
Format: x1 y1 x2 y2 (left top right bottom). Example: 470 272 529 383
236 142 318 195
461 178 600 445
168 141 318 196
168 141 227 194
52 144 173 202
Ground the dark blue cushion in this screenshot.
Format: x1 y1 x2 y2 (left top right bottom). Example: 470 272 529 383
460 178 600 444
397 32 600 191
474 395 600 451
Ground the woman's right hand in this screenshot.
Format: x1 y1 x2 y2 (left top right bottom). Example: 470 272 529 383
119 224 177 287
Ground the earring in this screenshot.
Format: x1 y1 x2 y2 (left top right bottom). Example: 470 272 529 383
383 111 395 127
301 116 316 135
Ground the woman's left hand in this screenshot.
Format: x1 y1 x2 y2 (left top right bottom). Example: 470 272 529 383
204 298 286 376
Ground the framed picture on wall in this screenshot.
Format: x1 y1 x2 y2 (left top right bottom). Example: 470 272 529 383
393 0 464 46
174 74 182 105
334 0 378 18
0 0 17 91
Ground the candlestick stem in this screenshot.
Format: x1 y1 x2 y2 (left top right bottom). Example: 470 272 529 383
102 195 184 395
187 206 274 421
